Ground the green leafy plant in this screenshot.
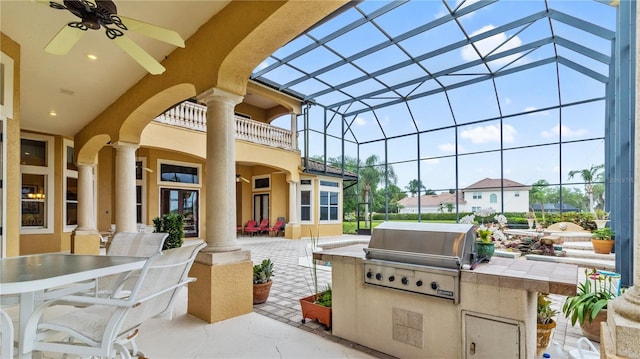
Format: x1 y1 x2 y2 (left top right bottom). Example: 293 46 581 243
562 268 617 326
152 213 184 249
594 209 609 220
316 285 332 307
253 258 274 284
476 227 493 243
537 292 558 324
592 227 614 240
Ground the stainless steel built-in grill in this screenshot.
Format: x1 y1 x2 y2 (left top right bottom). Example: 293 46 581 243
363 222 476 303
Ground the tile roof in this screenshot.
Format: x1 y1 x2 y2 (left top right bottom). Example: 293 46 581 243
464 178 530 191
398 192 465 208
302 158 358 179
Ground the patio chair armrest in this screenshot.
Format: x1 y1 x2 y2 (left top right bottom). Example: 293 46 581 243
134 278 195 305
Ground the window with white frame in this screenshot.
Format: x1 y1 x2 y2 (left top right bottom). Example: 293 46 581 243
514 191 520 197
136 159 147 224
21 133 54 233
63 139 77 231
300 179 312 223
253 175 271 191
319 180 340 222
472 206 481 212
472 192 482 199
489 193 497 203
158 160 200 187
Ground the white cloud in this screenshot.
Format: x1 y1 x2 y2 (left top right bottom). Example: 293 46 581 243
460 124 516 144
541 124 588 139
438 143 465 153
353 116 367 126
424 158 440 165
461 25 523 66
504 97 512 105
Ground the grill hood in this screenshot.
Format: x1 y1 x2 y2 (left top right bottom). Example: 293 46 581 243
364 222 476 269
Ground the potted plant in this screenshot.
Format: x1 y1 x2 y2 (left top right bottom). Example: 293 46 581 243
299 231 332 329
536 292 558 355
475 225 495 260
152 213 184 249
591 227 614 254
593 209 609 229
562 268 618 342
253 258 274 304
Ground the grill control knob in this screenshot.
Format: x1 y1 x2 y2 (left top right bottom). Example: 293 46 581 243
401 277 409 285
431 281 439 290
416 280 423 287
376 273 383 280
388 275 395 282
366 271 373 279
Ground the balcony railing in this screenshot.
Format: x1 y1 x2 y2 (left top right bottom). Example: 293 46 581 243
154 101 297 151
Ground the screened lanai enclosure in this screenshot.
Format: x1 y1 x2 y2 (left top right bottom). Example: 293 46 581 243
250 0 635 285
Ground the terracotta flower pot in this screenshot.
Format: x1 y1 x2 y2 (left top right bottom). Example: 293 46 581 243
299 293 332 329
581 309 607 342
253 280 272 304
591 239 614 254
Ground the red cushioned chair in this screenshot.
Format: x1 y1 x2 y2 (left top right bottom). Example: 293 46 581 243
256 219 270 235
244 220 260 236
267 220 285 237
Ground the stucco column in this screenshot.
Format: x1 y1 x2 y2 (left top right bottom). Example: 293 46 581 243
75 163 96 231
113 142 138 233
290 113 297 150
71 162 100 254
187 87 253 324
285 180 302 239
198 88 243 252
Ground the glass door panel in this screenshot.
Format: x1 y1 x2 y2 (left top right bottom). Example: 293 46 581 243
160 188 199 238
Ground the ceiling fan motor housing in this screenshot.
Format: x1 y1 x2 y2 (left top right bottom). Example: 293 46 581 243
63 0 118 29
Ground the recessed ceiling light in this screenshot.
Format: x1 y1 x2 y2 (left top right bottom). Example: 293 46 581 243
49 111 57 116
87 54 97 60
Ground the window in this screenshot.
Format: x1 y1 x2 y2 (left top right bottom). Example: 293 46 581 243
319 180 340 222
472 192 482 199
490 194 497 203
158 160 201 187
514 191 520 197
136 159 147 224
21 134 54 233
300 179 312 223
63 140 77 230
253 175 271 190
159 162 199 184
472 206 481 212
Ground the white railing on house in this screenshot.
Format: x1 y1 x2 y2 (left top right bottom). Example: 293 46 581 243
154 101 296 151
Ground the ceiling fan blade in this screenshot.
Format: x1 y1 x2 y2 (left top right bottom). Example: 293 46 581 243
236 174 250 183
45 25 85 55
119 15 185 48
112 35 165 75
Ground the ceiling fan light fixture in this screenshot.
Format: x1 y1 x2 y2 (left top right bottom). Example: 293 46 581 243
49 110 57 116
86 53 97 60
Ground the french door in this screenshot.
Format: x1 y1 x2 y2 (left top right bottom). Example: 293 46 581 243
160 188 199 238
253 193 269 223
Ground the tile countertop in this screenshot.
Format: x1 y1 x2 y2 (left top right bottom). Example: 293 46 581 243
314 245 578 296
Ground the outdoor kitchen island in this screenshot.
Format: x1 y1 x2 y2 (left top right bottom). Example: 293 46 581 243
314 230 578 359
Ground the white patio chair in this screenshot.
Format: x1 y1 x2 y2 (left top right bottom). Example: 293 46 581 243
22 242 205 359
1 308 14 359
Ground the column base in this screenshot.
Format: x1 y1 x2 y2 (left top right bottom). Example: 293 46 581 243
187 250 253 323
603 288 640 358
70 230 101 254
285 223 301 239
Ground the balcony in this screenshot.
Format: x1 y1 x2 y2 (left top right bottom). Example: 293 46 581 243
154 101 297 151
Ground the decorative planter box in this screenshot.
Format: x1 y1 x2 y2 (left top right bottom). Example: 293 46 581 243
299 293 332 329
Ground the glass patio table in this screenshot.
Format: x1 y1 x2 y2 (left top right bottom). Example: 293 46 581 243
0 253 147 358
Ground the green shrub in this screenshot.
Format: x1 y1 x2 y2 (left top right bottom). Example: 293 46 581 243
152 213 184 249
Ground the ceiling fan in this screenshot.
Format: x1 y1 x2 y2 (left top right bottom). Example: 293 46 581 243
236 174 249 183
42 0 185 74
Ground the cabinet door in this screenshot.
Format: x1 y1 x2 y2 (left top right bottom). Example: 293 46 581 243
465 313 520 358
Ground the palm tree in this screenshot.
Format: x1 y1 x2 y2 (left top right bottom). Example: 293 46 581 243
359 155 397 225
405 179 426 197
568 164 604 213
530 179 550 222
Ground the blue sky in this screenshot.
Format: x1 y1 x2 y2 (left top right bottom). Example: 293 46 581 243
264 0 615 194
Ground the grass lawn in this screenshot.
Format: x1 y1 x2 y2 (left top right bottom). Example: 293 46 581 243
342 219 458 234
